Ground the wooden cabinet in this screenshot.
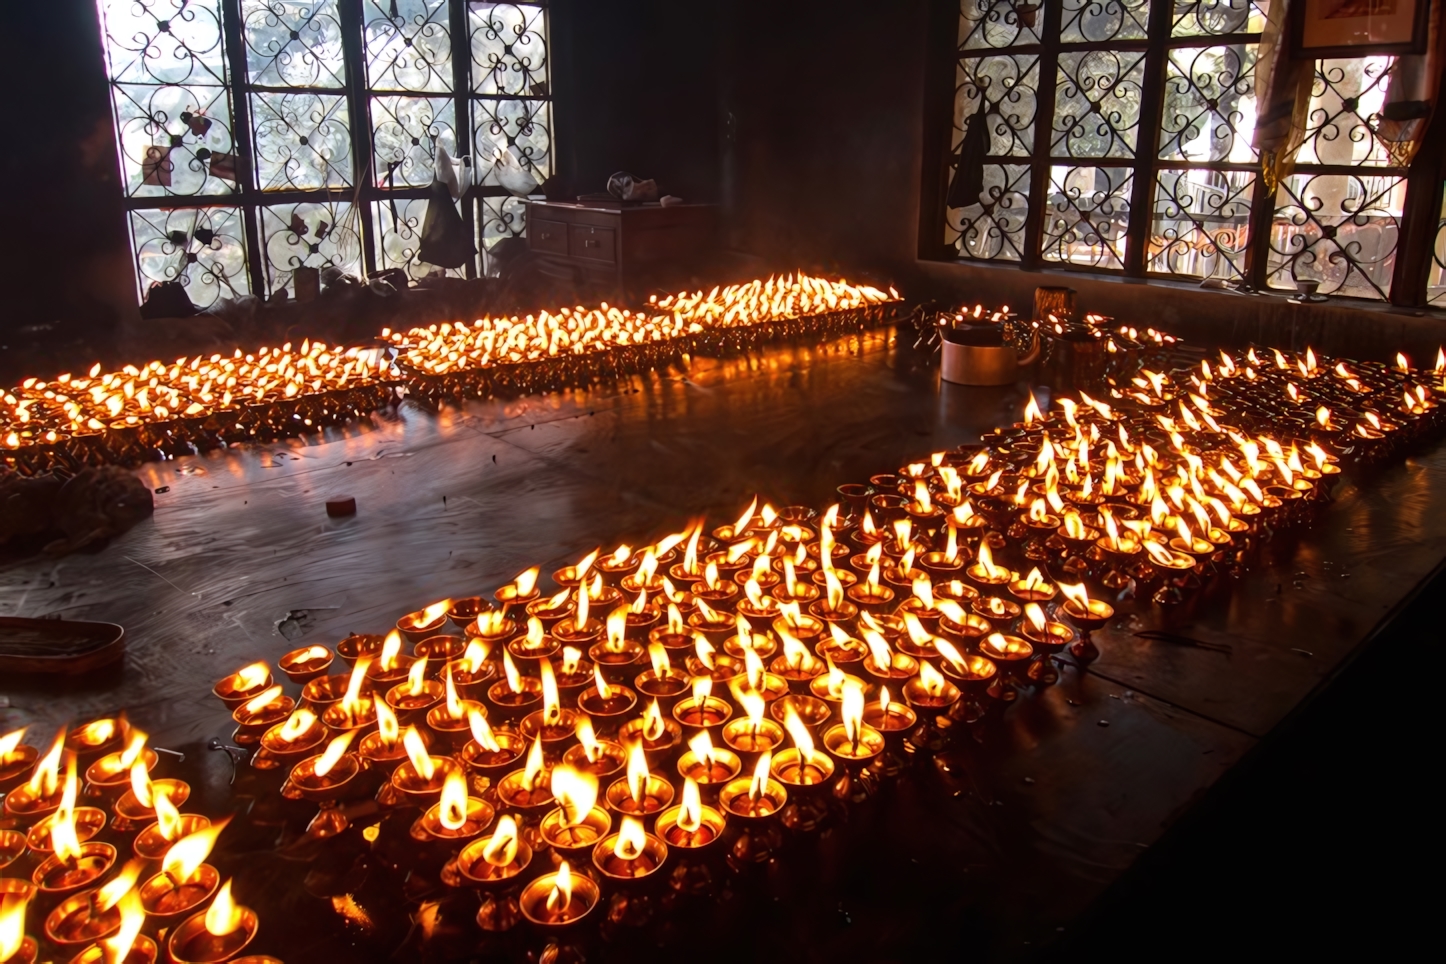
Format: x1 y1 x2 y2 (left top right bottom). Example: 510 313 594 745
523 200 718 295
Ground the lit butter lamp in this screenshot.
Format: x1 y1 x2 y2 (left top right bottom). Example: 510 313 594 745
966 542 1015 592
719 752 788 820
589 605 645 678
211 662 271 709
67 888 156 964
134 787 209 861
4 730 68 822
413 767 494 844
287 731 361 803
85 727 156 796
31 759 117 898
27 758 107 855
168 879 258 964
863 685 916 739
43 858 141 948
257 708 326 772
770 705 836 792
561 716 626 781
486 651 542 722
231 686 294 746
769 628 826 690
426 667 485 749
809 568 859 622
605 742 674 819
504 615 556 664
321 658 377 736
617 698 683 758
384 656 443 725
113 760 189 831
634 642 690 707
655 777 726 850
979 633 1034 701
538 766 611 859
278 644 333 684
1019 602 1074 685
496 735 554 813
455 815 532 932
496 565 543 610
519 859 600 929
0 883 38 964
458 710 524 778
0 728 38 793
821 681 884 765
675 730 741 789
396 599 452 644
860 629 918 684
447 638 496 701
1058 582 1114 663
389 726 459 807
592 815 668 884
553 582 604 649
356 700 407 770
138 818 230 919
721 688 784 754
576 665 639 730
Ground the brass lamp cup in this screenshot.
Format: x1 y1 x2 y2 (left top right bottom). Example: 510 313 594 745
634 669 691 710
685 654 744 684
722 631 778 660
604 774 675 821
232 696 295 742
300 673 355 712
919 552 965 580
447 597 487 630
0 828 27 870
445 660 497 701
770 694 832 728
485 677 543 723
616 717 683 763
4 781 65 824
278 645 335 684
721 718 786 755
336 633 386 666
416 797 496 843
815 634 867 667
863 701 918 737
822 724 884 764
519 868 600 928
494 584 542 609
356 731 410 770
134 814 210 861
538 806 613 858
415 634 467 663
289 752 362 803
575 685 639 730
68 934 157 964
25 807 107 853
167 904 259 964
902 677 962 713
655 802 727 850
718 775 789 820
33 842 117 897
426 700 485 749
676 747 742 790
973 596 1022 630
390 756 459 807
365 655 415 691
769 747 836 790
397 611 449 645
211 673 273 709
592 831 669 884
505 633 560 665
772 612 826 645
552 618 604 650
44 888 121 947
457 835 533 888
519 708 580 752
525 596 573 630
494 769 555 813
138 864 220 919
863 652 919 685
588 638 647 682
939 611 992 647
671 696 733 729
769 655 826 692
561 740 627 781
114 778 190 822
940 654 997 691
459 732 526 778
384 679 444 725
85 747 158 792
1021 619 1075 654
0 745 39 791
1060 598 1113 662
320 697 377 737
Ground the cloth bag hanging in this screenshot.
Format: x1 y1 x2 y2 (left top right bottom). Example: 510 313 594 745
418 146 476 269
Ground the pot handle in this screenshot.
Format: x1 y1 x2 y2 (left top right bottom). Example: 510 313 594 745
1016 328 1043 367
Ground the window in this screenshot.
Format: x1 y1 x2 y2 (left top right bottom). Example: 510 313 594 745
96 0 552 309
941 0 1435 304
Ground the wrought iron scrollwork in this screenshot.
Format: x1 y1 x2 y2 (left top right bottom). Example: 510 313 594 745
1429 192 1446 307
1267 172 1404 300
129 206 250 307
1041 165 1133 269
1149 168 1254 280
1158 43 1256 163
1052 49 1146 159
242 1 347 89
470 2 550 97
947 165 1032 261
363 0 453 92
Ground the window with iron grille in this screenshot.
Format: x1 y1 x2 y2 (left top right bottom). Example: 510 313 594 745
942 0 1434 303
96 0 552 310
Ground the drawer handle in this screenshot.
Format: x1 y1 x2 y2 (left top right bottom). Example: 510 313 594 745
539 232 552 240
584 239 600 248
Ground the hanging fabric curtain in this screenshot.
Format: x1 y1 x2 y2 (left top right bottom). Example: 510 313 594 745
1378 0 1446 167
1252 0 1315 196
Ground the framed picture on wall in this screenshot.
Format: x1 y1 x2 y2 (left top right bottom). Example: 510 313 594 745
1291 0 1432 57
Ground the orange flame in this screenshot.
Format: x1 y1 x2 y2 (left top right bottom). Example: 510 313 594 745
438 767 470 831
547 860 574 913
483 815 520 866
551 765 599 826
162 816 230 883
314 731 355 778
204 879 245 937
678 777 703 833
403 726 435 781
468 708 500 753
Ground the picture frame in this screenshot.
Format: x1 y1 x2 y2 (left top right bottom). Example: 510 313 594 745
1291 0 1431 58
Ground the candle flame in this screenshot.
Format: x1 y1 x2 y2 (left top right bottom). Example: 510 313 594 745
378 631 402 671
551 765 598 826
862 629 893 671
540 659 560 724
129 759 153 809
678 777 703 833
688 728 719 766
102 888 145 964
911 575 935 610
574 584 590 631
749 751 773 802
731 496 758 536
1023 391 1042 426
502 649 523 694
692 674 713 705
523 734 546 790
483 815 519 867
0 726 25 762
205 878 245 937
576 715 601 762
463 637 488 675
314 730 355 778
468 708 501 754
626 740 651 804
162 816 230 883
153 784 183 841
614 815 647 861
783 703 815 759
514 566 540 596
934 637 967 674
642 698 666 741
438 767 470 831
95 858 145 912
50 754 82 861
406 656 430 698
443 665 462 719
233 662 268 691
27 727 65 797
239 685 283 717
403 726 435 781
592 664 612 702
841 678 865 744
605 605 628 652
0 889 29 963
918 659 946 698
977 541 1003 579
880 685 891 714
648 641 671 677
1059 582 1091 609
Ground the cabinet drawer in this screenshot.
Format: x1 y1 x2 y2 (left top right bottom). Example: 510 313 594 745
529 218 568 254
569 225 616 264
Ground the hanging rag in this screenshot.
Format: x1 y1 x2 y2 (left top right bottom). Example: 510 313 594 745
418 145 475 269
947 97 991 209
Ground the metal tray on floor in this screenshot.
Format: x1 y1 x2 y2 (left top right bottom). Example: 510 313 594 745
0 617 125 675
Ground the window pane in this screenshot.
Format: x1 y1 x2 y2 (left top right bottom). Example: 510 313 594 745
250 91 353 190
1041 165 1133 269
959 0 1043 50
259 201 362 296
1267 172 1404 300
1149 168 1255 280
470 2 550 97
1171 0 1268 38
955 55 1039 158
112 83 239 197
1052 49 1147 158
242 1 347 89
1429 190 1446 307
364 0 454 93
1060 0 1148 44
373 197 471 279
946 164 1032 261
1296 57 1399 167
128 207 249 309
473 98 553 187
477 195 528 274
371 95 458 188
1158 43 1258 163
97 0 228 87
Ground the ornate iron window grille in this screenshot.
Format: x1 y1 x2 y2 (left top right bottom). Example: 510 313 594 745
96 0 553 309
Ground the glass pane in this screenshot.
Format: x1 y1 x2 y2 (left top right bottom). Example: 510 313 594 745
478 195 528 258
96 0 228 87
1296 57 1399 167
364 0 454 93
371 95 457 188
473 98 553 187
954 55 1039 158
259 201 363 296
242 1 347 89
470 3 550 97
946 164 1031 261
1159 43 1258 163
128 207 249 309
1148 168 1255 280
112 83 238 197
374 197 471 279
1060 0 1149 43
959 0 1043 50
1172 0 1268 37
250 91 353 190
1266 172 1405 300
1041 165 1133 269
1429 190 1446 307
1052 49 1147 158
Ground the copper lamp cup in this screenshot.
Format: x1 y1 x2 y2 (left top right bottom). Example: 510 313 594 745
66 721 124 761
718 775 788 819
973 596 1023 629
592 831 669 884
505 634 560 665
770 694 832 727
44 888 121 947
114 779 190 822
772 612 826 645
415 634 467 663
336 633 386 666
320 697 377 737
67 934 157 964
519 867 600 928
485 677 542 723
634 669 690 710
134 814 210 861
822 724 884 764
415 796 495 843
278 645 335 683
1060 599 1113 633
257 714 325 764
671 696 733 729
655 801 727 851
770 748 836 790
397 612 449 645
863 702 917 736
575 684 639 729
2 937 36 964
365 656 415 692
676 747 742 791
167 904 259 964
33 842 117 897
862 653 919 685
939 611 992 645
299 673 355 712
902 678 962 713
588 639 646 682
519 708 580 754
212 674 273 710
457 836 533 888
390 757 459 807
459 732 526 777
85 748 158 792
616 717 683 761
1022 620 1075 654
138 864 220 919
289 753 361 803
231 696 296 742
356 732 409 770
447 597 487 630
445 660 498 700
25 806 107 853
0 746 39 791
604 774 674 821
0 828 27 870
4 782 67 824
538 806 613 858
816 635 867 666
551 618 604 651
721 718 785 755
426 701 485 749
494 769 555 813
769 657 826 693
384 679 444 725
561 741 626 781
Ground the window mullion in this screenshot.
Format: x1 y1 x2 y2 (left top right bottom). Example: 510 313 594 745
339 0 378 277
1121 0 1171 277
220 0 266 297
1022 0 1065 271
450 0 476 278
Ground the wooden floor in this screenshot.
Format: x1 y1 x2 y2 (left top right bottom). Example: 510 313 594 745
2 327 1443 961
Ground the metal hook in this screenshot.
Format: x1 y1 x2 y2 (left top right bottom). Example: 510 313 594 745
208 737 247 785
153 746 187 762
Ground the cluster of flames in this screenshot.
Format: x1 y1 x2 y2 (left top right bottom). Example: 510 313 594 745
2 274 897 452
